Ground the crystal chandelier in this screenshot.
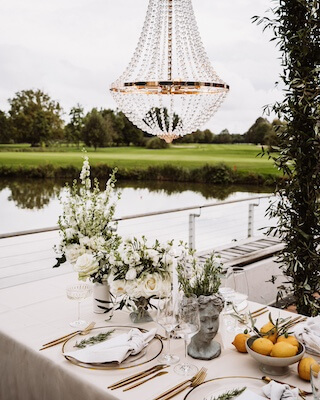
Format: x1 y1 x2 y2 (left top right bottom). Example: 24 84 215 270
110 0 229 143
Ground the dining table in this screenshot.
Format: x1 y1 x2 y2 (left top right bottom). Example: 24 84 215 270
0 271 316 400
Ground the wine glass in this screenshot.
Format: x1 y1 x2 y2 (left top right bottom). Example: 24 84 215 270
221 267 249 333
174 295 200 376
156 295 180 365
231 267 249 310
66 282 92 328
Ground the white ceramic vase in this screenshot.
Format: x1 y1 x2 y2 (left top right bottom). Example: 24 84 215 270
93 281 113 319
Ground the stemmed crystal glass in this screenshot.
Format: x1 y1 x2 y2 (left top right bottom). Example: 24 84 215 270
66 282 92 328
156 295 180 365
174 295 200 376
220 267 249 333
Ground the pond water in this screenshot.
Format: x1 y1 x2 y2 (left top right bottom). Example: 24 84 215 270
0 178 274 249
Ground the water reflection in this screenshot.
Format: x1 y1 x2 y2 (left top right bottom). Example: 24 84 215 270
119 180 273 202
0 177 273 210
0 178 273 210
0 179 61 210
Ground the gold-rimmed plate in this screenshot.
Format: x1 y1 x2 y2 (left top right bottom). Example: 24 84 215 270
62 325 163 370
183 376 305 399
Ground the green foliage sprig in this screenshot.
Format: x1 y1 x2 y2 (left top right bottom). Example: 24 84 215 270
74 330 115 349
253 0 320 316
231 308 294 337
208 387 246 400
177 247 222 297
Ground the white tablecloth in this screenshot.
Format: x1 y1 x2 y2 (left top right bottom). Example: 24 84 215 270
0 273 316 400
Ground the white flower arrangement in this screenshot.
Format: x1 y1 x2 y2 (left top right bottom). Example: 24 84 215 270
109 236 176 311
54 156 121 283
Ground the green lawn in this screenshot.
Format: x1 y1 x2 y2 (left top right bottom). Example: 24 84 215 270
0 144 280 176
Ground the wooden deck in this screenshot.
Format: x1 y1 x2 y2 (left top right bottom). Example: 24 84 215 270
197 235 284 267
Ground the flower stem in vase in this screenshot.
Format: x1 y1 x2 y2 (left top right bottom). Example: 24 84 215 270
129 297 153 323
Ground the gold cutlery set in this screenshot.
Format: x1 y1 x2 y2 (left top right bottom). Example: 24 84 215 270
153 367 207 400
249 307 308 328
237 306 307 329
107 364 169 390
40 321 96 350
39 312 310 398
108 366 207 398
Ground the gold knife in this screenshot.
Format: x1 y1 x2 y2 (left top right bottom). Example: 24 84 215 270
123 371 168 391
108 364 169 389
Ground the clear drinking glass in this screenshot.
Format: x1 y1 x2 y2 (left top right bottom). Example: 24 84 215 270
174 295 200 376
232 267 249 308
66 282 92 328
311 363 320 400
156 295 180 365
220 267 249 333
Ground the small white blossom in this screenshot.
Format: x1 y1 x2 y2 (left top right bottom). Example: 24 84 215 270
125 268 137 281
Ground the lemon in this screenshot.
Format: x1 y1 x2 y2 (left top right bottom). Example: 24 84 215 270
277 335 299 349
251 337 274 355
260 321 278 343
298 357 320 381
270 341 298 357
232 333 251 353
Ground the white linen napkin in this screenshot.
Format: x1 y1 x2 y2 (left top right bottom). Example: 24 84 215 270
64 328 157 363
262 381 299 400
294 316 320 355
236 388 265 399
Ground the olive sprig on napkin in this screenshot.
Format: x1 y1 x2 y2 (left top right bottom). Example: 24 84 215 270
74 330 115 349
209 387 246 400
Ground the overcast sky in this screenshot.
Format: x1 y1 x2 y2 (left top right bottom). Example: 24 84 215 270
0 0 283 134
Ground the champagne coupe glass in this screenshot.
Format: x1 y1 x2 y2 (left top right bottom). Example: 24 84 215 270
156 295 180 365
66 282 92 328
174 295 200 376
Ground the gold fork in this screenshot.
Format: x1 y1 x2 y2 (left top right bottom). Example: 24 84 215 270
153 367 207 400
160 368 207 400
40 321 96 350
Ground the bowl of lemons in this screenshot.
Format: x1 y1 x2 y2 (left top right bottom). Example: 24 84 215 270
246 328 305 376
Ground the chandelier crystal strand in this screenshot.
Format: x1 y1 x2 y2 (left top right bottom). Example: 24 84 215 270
110 0 229 142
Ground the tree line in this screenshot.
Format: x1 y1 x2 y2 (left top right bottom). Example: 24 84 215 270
0 89 284 148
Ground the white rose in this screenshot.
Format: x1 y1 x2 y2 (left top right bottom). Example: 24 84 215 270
65 244 85 265
125 268 137 281
142 274 164 297
73 253 99 277
110 279 127 296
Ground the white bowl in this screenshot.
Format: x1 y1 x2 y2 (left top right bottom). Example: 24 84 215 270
246 336 305 376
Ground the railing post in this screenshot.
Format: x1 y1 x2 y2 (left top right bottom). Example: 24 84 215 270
189 211 201 249
248 203 258 237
